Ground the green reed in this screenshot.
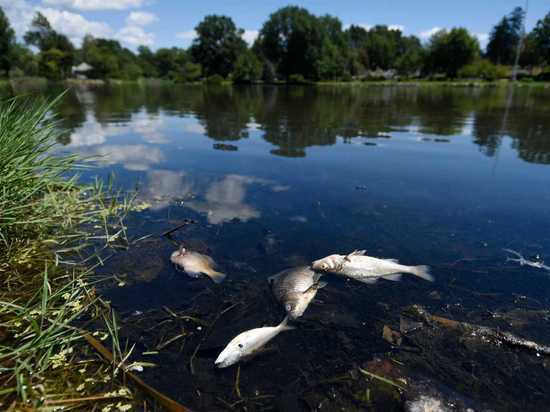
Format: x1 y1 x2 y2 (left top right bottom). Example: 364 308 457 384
0 96 136 410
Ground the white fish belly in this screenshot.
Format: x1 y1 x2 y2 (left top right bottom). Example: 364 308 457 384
344 256 410 277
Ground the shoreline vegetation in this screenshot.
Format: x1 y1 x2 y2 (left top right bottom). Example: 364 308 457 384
0 96 188 410
1 6 550 86
3 76 550 91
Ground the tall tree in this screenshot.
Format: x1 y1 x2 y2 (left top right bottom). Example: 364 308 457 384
256 6 322 79
486 7 525 64
190 15 247 77
532 12 550 65
0 6 15 76
24 12 74 79
426 28 479 77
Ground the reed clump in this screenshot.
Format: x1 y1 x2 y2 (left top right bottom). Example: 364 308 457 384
0 96 136 410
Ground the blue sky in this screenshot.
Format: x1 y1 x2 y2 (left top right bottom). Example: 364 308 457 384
0 0 547 50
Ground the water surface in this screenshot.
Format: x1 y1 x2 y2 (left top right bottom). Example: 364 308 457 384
5 83 550 411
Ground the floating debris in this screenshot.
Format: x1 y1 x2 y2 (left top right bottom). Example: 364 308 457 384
401 305 550 357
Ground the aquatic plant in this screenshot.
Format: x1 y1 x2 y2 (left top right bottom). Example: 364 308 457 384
0 96 136 409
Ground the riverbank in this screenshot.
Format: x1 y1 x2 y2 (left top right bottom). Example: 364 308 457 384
0 96 139 410
2 77 550 92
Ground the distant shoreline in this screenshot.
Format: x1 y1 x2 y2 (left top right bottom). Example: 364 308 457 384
2 77 550 89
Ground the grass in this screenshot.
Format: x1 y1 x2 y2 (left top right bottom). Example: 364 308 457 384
0 95 138 410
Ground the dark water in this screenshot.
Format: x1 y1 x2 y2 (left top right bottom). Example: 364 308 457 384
5 82 550 411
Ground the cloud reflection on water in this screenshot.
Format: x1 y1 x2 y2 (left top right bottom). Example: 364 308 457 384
95 144 165 171
186 174 288 224
139 170 193 210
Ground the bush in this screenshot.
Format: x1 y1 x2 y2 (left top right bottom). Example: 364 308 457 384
288 73 308 84
458 59 508 81
233 51 261 83
205 74 224 85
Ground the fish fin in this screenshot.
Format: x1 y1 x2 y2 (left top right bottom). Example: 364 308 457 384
316 281 328 289
278 316 296 331
383 274 403 281
305 281 328 292
346 249 366 259
185 270 202 279
354 277 378 284
207 270 227 284
410 265 433 282
384 258 399 263
312 272 324 282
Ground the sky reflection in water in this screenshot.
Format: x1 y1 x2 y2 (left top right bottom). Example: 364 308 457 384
4 83 550 410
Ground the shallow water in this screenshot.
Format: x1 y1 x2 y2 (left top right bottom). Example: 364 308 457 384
6 83 550 410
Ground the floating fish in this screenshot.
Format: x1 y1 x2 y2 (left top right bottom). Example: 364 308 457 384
269 266 327 320
170 246 226 284
311 250 432 284
504 248 550 271
215 317 294 368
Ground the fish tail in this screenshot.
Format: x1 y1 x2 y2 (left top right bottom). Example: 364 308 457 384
278 316 296 331
410 265 433 282
207 270 227 284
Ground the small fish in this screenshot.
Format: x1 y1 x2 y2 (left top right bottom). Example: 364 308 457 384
504 248 550 271
269 266 327 320
215 317 294 368
170 246 226 284
311 250 432 284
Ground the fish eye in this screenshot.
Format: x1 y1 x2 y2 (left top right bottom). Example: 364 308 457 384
238 343 243 348
321 263 328 269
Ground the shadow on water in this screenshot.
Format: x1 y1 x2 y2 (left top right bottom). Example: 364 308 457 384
4 81 550 410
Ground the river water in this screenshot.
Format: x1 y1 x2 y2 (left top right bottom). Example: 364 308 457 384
5 82 550 411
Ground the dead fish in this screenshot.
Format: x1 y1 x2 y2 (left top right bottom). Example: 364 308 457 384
170 246 226 284
311 250 432 284
269 266 327 319
504 248 550 271
214 317 294 368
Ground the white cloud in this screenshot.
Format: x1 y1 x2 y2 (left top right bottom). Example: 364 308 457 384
38 8 113 45
127 11 158 26
388 25 405 32
475 32 489 48
42 0 145 10
420 27 443 40
117 25 154 46
176 30 197 45
0 0 36 37
241 30 259 45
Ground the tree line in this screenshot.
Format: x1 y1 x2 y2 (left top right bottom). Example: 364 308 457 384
0 5 549 82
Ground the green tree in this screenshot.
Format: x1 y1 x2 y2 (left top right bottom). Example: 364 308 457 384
190 15 247 77
233 50 261 83
24 13 75 79
154 47 188 79
395 36 425 76
11 44 39 77
532 12 550 65
137 45 158 77
256 6 322 79
364 25 401 70
346 25 369 72
0 6 15 76
486 7 525 65
426 28 479 77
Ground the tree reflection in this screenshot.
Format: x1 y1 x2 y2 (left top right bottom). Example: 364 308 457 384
20 82 550 164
